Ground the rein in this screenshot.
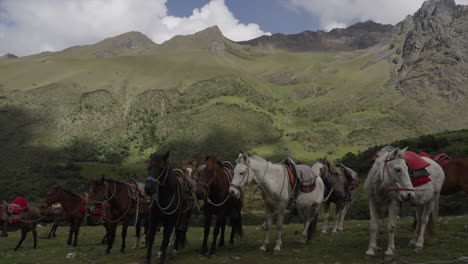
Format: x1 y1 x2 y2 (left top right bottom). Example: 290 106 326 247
146 164 182 215
87 182 117 204
199 163 232 207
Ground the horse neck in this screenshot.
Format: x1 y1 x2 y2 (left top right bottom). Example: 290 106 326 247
56 190 82 213
365 160 386 197
106 181 128 206
249 158 289 201
209 166 229 198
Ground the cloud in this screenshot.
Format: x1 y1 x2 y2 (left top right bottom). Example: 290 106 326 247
0 0 270 56
286 0 467 31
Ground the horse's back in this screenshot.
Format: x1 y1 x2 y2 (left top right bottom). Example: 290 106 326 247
421 157 445 193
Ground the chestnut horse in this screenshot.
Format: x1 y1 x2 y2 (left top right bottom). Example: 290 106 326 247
88 178 144 255
0 201 41 250
41 186 86 247
440 157 468 195
196 155 243 256
144 151 191 264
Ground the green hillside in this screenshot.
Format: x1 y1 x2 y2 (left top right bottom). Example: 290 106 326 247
0 1 467 201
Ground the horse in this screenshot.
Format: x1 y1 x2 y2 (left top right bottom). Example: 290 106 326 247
440 157 468 195
316 158 358 234
0 199 40 250
40 204 65 239
195 155 243 256
88 178 144 255
364 147 444 260
41 186 86 247
229 153 324 252
144 151 191 264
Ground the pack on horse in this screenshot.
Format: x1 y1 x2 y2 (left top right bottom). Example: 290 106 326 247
144 151 193 264
41 186 87 247
230 154 324 252
87 177 146 255
195 155 243 256
365 147 444 260
315 158 359 234
0 197 41 250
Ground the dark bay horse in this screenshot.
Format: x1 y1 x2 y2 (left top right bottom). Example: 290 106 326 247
41 186 86 247
144 151 191 264
196 155 243 256
88 178 144 255
0 200 40 250
440 157 468 195
40 204 64 239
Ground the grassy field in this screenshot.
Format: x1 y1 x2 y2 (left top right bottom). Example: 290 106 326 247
1 215 466 264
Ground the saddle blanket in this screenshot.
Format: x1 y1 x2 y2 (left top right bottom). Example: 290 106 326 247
285 164 318 193
6 197 29 223
405 151 432 187
335 163 359 190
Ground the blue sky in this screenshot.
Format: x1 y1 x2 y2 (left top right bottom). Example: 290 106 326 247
166 0 321 34
1 0 466 56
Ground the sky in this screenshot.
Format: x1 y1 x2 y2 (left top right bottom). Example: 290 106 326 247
0 0 467 56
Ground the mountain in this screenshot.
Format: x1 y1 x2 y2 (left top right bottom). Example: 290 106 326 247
238 20 393 52
0 0 467 196
0 53 18 60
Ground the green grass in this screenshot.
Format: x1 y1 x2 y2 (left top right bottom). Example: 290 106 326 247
1 216 466 264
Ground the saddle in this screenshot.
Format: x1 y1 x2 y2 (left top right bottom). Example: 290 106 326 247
282 158 318 193
335 163 359 191
406 151 431 187
432 153 451 167
5 197 29 223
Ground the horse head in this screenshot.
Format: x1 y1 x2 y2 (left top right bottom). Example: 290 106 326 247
230 153 254 199
41 186 63 210
195 155 219 200
145 151 170 196
182 160 198 180
370 146 415 202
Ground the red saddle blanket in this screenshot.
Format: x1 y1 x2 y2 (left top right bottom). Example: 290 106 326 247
6 197 29 223
406 152 431 187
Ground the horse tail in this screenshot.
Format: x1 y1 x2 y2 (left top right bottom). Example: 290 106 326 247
427 193 440 238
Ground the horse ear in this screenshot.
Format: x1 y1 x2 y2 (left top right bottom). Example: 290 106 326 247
164 151 170 160
238 153 243 159
399 147 408 157
389 148 399 159
242 153 249 163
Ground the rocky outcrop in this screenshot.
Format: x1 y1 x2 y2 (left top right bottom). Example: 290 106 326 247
0 53 18 59
238 20 393 52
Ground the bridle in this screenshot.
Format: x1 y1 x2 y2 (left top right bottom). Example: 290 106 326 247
146 160 181 215
381 155 415 197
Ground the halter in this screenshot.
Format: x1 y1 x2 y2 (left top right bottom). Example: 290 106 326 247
146 162 181 215
87 181 117 204
381 155 415 197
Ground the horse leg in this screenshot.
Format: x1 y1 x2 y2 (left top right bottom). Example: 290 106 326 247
338 202 350 232
72 220 80 247
105 223 117 255
274 208 285 252
32 226 37 249
120 219 129 253
365 199 380 257
159 224 174 264
209 215 221 256
67 222 74 246
200 212 211 256
414 202 434 253
384 200 400 260
299 205 312 243
145 220 158 264
52 221 58 237
14 228 27 251
410 208 422 247
134 217 141 249
259 208 273 252
218 215 226 248
321 202 330 234
47 224 54 239
332 202 344 234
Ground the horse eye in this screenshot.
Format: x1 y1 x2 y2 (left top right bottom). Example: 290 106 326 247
395 168 402 173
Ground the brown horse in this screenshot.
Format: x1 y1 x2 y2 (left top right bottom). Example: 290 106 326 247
88 178 144 255
41 186 86 247
0 201 40 250
195 155 243 256
440 157 468 195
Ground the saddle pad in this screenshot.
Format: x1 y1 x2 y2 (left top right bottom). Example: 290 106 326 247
9 197 29 214
412 176 432 187
405 151 431 171
296 165 318 187
432 154 451 167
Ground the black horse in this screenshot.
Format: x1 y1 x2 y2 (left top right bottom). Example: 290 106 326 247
144 151 189 264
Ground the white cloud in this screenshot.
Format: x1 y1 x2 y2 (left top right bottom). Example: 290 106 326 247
286 0 467 31
0 0 270 56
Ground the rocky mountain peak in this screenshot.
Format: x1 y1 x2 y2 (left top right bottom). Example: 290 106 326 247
0 53 18 59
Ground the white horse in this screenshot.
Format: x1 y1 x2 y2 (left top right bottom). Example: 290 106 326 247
365 146 444 260
229 153 324 252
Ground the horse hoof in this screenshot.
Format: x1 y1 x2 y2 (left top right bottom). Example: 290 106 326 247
104 251 110 256
259 245 267 252
364 254 374 260
209 254 216 258
384 254 394 262
273 249 281 255
120 249 125 254
413 247 423 254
